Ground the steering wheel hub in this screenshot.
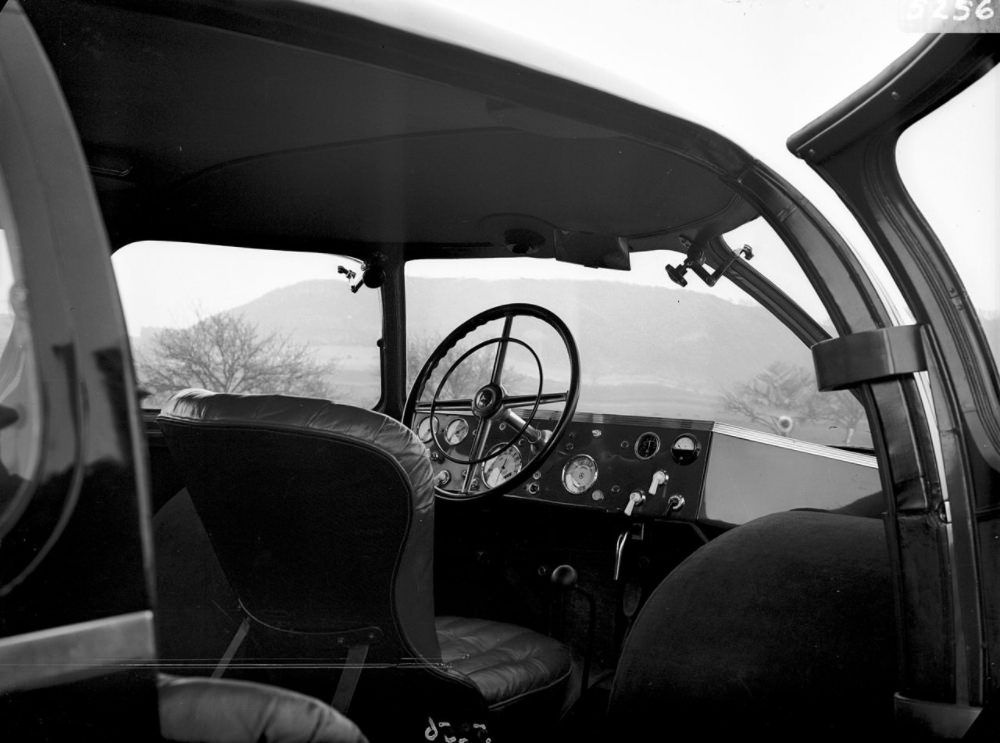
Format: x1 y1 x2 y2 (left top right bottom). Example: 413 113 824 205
472 383 503 418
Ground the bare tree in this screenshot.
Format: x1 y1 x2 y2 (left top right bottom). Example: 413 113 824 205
722 362 816 436
408 334 526 401
138 312 335 406
723 361 867 444
806 389 867 446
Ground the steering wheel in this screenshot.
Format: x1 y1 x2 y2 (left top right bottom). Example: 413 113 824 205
403 303 580 500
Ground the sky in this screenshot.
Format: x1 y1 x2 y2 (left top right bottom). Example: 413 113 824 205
16 0 998 332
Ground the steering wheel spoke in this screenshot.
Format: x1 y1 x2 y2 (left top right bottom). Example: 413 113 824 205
502 391 569 409
462 417 493 492
490 312 515 386
414 398 473 413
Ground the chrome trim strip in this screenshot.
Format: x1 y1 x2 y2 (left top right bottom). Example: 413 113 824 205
0 610 155 692
526 409 714 431
711 423 878 468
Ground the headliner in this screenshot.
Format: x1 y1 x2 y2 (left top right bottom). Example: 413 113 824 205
27 0 757 260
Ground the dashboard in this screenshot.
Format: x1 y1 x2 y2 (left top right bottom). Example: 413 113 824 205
416 409 881 526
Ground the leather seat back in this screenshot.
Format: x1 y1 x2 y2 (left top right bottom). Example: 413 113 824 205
157 389 439 664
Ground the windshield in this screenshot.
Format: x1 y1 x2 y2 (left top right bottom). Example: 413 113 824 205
407 254 872 449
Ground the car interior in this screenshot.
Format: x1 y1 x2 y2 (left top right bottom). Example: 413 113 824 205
4 0 918 740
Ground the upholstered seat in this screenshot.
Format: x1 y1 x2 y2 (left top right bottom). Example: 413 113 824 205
436 616 575 713
157 674 368 743
609 510 895 741
157 389 579 741
158 675 368 743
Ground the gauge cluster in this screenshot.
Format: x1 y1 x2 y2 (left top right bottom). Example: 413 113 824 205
417 410 709 515
416 412 533 495
506 411 711 520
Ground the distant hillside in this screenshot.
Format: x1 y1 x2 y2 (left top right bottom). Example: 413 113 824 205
221 275 814 398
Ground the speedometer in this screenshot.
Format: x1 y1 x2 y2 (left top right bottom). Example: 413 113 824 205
482 444 522 488
562 454 598 494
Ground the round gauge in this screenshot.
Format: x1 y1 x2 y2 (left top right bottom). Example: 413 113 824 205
671 434 701 465
482 445 523 488
634 432 661 460
444 418 470 446
416 416 439 444
562 454 598 495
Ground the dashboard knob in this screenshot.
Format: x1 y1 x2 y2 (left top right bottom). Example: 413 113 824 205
624 490 646 517
550 564 578 588
648 469 669 495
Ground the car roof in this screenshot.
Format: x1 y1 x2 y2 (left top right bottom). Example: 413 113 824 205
27 0 758 262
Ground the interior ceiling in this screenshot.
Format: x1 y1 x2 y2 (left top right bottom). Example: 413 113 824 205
28 0 756 257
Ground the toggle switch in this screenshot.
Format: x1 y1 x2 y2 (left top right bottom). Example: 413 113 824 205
624 490 646 517
648 469 669 495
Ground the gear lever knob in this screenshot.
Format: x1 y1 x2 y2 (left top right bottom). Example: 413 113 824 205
550 564 578 588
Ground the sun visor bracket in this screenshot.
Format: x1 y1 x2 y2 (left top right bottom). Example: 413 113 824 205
552 230 631 270
812 325 927 391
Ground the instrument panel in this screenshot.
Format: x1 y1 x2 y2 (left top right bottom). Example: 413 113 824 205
416 409 882 526
417 409 712 520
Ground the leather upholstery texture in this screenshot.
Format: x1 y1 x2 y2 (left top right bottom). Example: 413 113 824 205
158 674 368 743
437 616 575 711
158 389 438 662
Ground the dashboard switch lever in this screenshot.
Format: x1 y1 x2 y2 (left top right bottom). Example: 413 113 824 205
624 490 645 517
613 531 628 581
648 469 668 495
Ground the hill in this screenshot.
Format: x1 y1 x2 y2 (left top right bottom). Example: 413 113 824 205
218 274 815 414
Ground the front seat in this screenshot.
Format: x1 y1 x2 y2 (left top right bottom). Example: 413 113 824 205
157 389 578 742
608 509 896 741
159 674 368 743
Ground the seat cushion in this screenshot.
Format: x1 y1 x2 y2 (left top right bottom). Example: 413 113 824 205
436 616 576 716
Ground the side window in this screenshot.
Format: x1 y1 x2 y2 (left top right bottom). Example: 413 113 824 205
0 226 41 520
897 64 1000 377
111 242 382 408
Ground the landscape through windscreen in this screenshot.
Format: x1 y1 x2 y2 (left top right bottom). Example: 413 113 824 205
121 272 888 449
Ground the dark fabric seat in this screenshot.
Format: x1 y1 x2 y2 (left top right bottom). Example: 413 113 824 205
608 510 895 741
157 389 578 741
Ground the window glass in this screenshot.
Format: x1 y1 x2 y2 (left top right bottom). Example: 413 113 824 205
897 64 1000 373
112 242 382 408
722 217 837 332
0 227 42 522
407 255 872 449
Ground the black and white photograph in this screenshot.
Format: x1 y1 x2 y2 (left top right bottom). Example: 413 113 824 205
1 0 999 740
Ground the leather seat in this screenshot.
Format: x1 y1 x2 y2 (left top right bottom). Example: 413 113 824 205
158 674 368 743
157 389 579 741
436 616 575 714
